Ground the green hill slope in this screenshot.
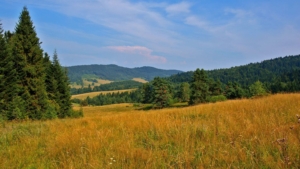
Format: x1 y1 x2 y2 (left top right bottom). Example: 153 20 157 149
67 64 182 83
167 54 300 86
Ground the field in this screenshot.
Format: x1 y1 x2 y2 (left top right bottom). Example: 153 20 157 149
71 89 136 100
132 78 148 83
70 78 112 89
1 93 300 168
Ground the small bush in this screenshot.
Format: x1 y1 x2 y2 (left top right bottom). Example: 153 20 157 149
69 108 84 118
208 95 227 103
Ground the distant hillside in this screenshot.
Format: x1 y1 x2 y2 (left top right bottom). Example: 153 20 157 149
167 54 300 86
67 64 182 83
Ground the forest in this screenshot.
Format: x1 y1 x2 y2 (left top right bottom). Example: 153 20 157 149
74 55 300 108
0 7 82 120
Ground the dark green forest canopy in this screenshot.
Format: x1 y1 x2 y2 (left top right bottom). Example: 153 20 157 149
167 54 300 86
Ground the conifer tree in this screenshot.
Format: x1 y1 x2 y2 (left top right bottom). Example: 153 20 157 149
189 68 210 105
52 51 72 118
0 22 21 119
12 7 49 119
152 77 170 108
178 82 190 102
141 83 154 104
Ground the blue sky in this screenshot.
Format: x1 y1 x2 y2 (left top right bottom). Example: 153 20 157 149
1 0 300 71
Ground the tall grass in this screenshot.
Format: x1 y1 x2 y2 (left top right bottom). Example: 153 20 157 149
1 94 300 168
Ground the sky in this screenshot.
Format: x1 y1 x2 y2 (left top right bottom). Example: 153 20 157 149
1 0 300 71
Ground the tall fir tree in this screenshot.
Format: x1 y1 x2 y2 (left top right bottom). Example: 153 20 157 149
52 51 72 118
12 7 49 119
178 82 190 102
189 68 210 105
152 77 170 108
0 22 21 119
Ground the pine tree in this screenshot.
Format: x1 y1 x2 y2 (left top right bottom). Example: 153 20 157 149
0 22 7 118
0 22 21 119
141 83 154 104
12 7 49 119
189 68 210 105
152 77 170 108
178 82 190 102
249 80 267 97
52 51 72 118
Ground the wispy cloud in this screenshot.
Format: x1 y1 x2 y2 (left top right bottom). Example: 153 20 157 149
107 46 167 63
166 2 191 15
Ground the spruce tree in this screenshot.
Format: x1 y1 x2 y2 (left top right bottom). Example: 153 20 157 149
52 51 72 118
12 7 49 119
0 22 21 119
189 68 210 105
152 77 170 108
178 82 190 102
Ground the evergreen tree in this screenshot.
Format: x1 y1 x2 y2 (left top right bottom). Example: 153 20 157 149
152 77 171 108
52 51 72 118
249 80 267 97
141 83 154 104
189 69 210 105
178 82 190 102
11 7 49 119
209 79 223 96
0 22 21 119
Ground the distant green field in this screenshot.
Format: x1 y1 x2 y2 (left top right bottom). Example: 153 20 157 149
71 89 136 100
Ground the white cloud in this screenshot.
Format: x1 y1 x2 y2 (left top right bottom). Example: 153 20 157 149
166 2 191 15
107 46 167 63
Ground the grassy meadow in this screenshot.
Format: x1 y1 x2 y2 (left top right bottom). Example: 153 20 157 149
132 78 148 83
70 78 112 89
1 93 300 168
71 89 137 100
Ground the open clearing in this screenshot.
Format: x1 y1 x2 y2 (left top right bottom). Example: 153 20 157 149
71 89 136 100
132 78 148 83
70 78 112 89
1 93 300 168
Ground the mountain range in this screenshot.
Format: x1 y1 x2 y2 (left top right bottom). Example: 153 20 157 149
67 64 183 83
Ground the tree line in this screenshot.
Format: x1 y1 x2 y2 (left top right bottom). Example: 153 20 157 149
0 7 82 120
70 80 143 95
75 68 272 108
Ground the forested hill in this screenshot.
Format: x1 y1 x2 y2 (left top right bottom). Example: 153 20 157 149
67 64 182 82
167 54 300 86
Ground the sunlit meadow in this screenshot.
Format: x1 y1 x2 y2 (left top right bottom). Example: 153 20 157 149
1 93 300 168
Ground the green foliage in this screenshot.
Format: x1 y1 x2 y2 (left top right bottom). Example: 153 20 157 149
67 64 182 82
208 95 227 103
167 55 300 87
177 82 190 102
249 81 267 97
76 90 143 106
225 82 246 99
189 69 210 105
0 7 77 120
141 83 154 104
152 77 171 108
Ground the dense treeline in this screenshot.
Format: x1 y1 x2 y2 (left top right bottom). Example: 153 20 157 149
67 64 182 83
167 55 300 86
0 7 82 120
72 91 143 106
76 65 299 108
70 80 143 95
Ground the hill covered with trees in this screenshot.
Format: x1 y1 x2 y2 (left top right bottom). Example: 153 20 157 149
167 55 300 86
67 64 182 83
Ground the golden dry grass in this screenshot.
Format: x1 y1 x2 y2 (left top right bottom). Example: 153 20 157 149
71 89 136 100
70 78 112 89
1 93 300 168
132 78 148 83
